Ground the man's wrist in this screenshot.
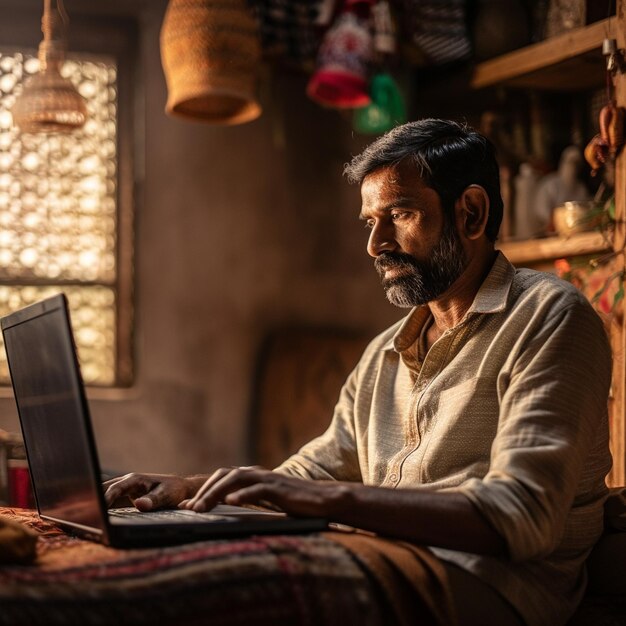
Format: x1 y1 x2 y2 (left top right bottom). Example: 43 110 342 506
327 482 359 520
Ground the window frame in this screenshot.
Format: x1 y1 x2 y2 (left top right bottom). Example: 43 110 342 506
0 10 138 387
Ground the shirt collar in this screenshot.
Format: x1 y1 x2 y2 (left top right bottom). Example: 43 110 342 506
466 251 515 315
384 251 515 353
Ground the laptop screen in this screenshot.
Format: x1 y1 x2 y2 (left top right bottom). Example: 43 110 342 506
2 296 106 532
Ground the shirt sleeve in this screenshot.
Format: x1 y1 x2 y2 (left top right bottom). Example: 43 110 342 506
274 364 363 482
459 298 612 562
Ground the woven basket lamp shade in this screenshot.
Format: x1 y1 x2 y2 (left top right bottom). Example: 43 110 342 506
160 0 262 125
12 0 87 134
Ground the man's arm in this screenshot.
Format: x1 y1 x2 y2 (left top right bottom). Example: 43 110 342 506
180 466 506 556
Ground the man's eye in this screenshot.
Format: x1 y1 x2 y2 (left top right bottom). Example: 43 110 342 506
391 211 406 221
364 220 375 230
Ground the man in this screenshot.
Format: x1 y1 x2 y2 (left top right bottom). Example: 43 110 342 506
105 119 612 626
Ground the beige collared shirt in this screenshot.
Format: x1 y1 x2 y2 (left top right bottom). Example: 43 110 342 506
276 252 612 626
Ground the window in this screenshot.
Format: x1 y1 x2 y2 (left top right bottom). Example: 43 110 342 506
0 15 136 388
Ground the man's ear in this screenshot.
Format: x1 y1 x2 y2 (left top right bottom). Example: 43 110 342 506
455 185 490 240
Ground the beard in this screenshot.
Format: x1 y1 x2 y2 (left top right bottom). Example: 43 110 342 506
374 220 467 308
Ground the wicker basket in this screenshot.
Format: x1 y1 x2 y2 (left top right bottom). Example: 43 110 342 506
160 0 262 125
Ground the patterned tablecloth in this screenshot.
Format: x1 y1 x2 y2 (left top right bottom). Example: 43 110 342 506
5 507 626 626
0 508 385 626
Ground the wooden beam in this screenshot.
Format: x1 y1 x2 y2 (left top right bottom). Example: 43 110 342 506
498 232 610 265
472 19 611 89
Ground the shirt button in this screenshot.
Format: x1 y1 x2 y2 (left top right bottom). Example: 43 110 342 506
388 473 398 482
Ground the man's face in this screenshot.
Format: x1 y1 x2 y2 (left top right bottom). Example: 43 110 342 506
359 162 467 308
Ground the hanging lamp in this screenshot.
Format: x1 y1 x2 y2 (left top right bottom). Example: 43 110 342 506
12 0 87 134
160 0 262 125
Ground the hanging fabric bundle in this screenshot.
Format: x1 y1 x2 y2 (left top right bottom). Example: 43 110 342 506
353 1 405 134
160 0 262 125
353 72 406 134
248 0 323 68
306 0 374 109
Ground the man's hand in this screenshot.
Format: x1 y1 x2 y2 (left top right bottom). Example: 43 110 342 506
103 473 208 511
106 468 506 556
179 466 353 518
181 467 506 556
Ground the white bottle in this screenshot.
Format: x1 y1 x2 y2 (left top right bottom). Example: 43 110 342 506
534 146 589 235
514 163 540 239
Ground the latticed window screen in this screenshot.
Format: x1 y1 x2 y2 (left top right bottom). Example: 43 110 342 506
0 50 122 386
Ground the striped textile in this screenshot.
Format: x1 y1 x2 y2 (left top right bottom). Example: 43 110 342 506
0 508 382 626
247 0 322 65
400 0 471 64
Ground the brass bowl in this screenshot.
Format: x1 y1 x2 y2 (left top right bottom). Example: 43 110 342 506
553 201 601 237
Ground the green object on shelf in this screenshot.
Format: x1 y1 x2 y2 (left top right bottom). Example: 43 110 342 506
353 72 406 134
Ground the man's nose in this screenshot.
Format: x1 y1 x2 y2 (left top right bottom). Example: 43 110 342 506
367 223 396 258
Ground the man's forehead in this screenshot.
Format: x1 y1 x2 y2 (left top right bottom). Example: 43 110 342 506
361 161 429 198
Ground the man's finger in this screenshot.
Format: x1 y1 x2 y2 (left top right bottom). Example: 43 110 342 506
103 474 155 508
223 483 283 508
102 474 131 490
102 474 130 502
103 475 136 506
183 470 236 510
132 481 177 511
179 469 230 509
188 468 276 512
192 467 234 499
182 467 258 509
222 482 326 518
132 496 154 511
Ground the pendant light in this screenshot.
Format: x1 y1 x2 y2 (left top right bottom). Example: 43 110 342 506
160 0 262 125
12 0 87 134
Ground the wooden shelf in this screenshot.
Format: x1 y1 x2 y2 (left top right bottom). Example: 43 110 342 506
471 19 611 91
497 231 611 264
467 4 626 485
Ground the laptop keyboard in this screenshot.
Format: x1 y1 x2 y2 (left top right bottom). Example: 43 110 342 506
108 507 231 524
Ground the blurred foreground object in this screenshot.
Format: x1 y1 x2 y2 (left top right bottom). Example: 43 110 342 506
0 431 33 509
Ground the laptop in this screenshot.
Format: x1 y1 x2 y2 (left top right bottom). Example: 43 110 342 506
1 294 326 547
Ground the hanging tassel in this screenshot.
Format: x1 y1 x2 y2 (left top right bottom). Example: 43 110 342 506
372 0 396 55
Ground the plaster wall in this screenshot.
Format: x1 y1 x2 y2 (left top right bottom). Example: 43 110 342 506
0 1 400 475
